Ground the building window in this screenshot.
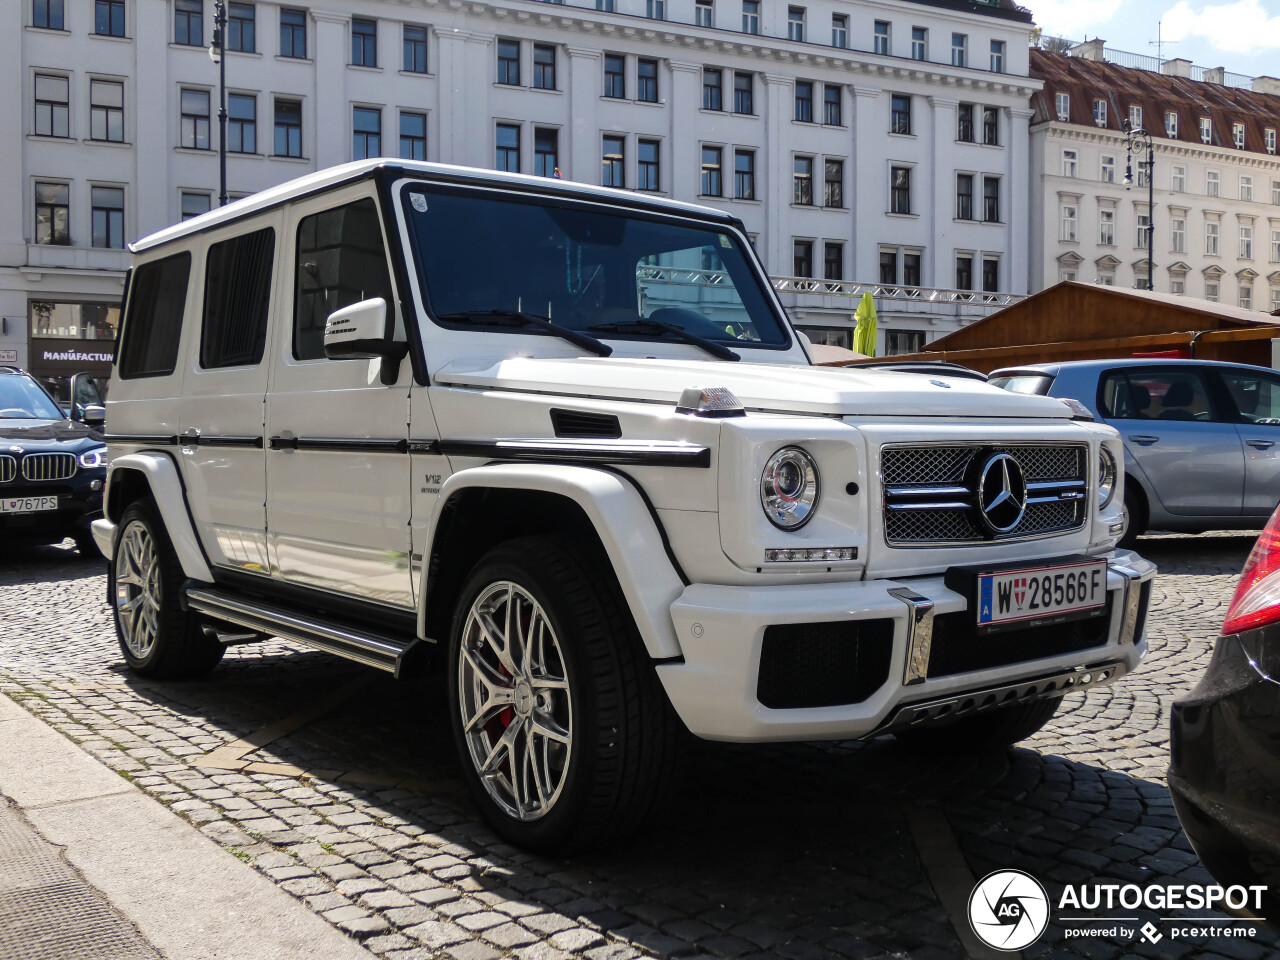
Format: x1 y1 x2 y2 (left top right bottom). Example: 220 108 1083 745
1136 159 1150 188
701 146 722 196
398 111 426 160
890 94 911 135
227 93 255 153
794 81 813 122
1240 283 1253 309
831 13 846 48
34 75 70 138
1100 155 1115 183
1171 215 1185 253
1060 203 1077 242
180 88 210 149
1099 208 1115 245
90 186 123 248
274 98 301 157
733 72 752 114
1207 170 1220 197
497 39 520 85
175 0 202 45
903 251 921 286
1093 98 1108 127
911 26 926 61
1272 285 1280 311
227 2 255 52
951 174 975 221
1268 128 1277 155
637 58 658 102
95 0 124 36
1273 228 1280 262
700 67 723 110
1165 111 1178 139
1241 222 1254 259
787 7 804 42
602 135 624 187
955 253 973 291
823 84 841 125
403 25 428 73
35 182 70 245
1062 149 1077 178
1127 105 1142 131
1205 279 1220 301
824 159 843 208
34 0 64 29
1275 180 1280 205
1206 219 1220 256
983 176 1000 222
742 0 758 34
534 127 558 178
989 40 1005 73
982 256 999 293
793 156 812 205
982 106 998 145
823 242 842 281
874 21 889 56
793 240 813 278
1241 176 1254 202
951 33 966 67
607 55 627 99
1171 164 1185 192
646 0 665 19
597 0 614 12
1170 273 1186 295
495 123 520 172
695 0 713 27
734 149 755 199
1137 211 1151 249
180 192 211 221
352 106 380 159
534 44 556 90
280 8 305 58
1234 122 1246 149
957 103 973 142
890 166 911 215
1200 116 1212 144
879 247 898 284
637 139 659 190
886 330 924 355
351 17 376 67
1053 92 1069 120
89 79 124 142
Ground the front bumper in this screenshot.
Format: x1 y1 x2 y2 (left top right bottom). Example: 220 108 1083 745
0 472 104 543
656 548 1155 742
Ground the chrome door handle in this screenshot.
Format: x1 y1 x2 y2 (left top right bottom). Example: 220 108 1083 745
1128 435 1159 446
179 428 201 447
1246 439 1276 449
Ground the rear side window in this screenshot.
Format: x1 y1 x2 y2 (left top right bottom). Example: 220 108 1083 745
118 252 191 379
1099 369 1214 421
201 227 276 369
293 199 393 361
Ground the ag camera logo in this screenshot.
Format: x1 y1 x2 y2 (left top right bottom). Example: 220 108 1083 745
968 869 1050 951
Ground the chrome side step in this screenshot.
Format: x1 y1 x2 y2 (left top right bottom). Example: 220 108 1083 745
186 585 417 676
873 660 1128 735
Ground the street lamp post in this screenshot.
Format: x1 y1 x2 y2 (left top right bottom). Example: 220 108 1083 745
209 0 228 206
1122 121 1155 291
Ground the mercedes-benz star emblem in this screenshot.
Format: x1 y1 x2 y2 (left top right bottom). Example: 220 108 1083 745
977 453 1027 535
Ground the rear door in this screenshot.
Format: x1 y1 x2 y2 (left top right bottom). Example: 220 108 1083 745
1097 365 1243 517
1215 367 1280 517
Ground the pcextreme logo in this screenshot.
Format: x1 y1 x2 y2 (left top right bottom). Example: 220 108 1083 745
968 870 1050 951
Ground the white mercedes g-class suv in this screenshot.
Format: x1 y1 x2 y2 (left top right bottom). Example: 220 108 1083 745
95 160 1154 851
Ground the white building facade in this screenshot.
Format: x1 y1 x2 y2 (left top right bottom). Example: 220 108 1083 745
2 0 1039 376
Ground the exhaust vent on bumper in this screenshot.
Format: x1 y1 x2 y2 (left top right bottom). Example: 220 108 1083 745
757 619 894 709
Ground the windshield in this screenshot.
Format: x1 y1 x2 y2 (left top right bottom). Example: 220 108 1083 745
401 183 790 348
0 375 65 420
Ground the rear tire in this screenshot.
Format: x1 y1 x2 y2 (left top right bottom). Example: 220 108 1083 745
446 535 681 853
893 696 1063 753
110 499 224 678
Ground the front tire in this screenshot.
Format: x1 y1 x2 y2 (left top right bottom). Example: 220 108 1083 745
447 536 680 853
1118 485 1145 549
893 696 1064 753
74 529 102 560
110 499 224 678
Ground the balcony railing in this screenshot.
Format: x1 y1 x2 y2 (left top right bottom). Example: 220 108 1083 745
770 276 1025 306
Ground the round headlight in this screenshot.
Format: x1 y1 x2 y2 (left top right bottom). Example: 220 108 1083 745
78 448 106 469
760 446 820 529
1098 447 1117 509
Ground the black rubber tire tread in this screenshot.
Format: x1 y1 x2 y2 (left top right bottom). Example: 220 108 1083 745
1118 485 1144 549
111 499 225 678
893 696 1064 753
73 530 102 560
447 534 683 854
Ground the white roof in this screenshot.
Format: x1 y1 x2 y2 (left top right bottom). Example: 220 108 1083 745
130 159 736 253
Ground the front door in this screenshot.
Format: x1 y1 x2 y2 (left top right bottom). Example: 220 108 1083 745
1216 366 1280 517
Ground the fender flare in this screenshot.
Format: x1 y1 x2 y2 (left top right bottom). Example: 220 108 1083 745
419 463 685 659
105 452 214 582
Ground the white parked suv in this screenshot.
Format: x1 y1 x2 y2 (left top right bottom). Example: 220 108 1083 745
95 160 1155 851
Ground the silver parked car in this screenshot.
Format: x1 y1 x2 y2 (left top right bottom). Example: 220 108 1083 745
990 359 1280 545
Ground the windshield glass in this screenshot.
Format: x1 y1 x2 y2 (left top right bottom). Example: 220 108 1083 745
401 183 790 348
0 375 65 420
989 374 1052 396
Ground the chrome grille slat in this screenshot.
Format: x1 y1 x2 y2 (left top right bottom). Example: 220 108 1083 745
21 453 77 482
0 455 15 483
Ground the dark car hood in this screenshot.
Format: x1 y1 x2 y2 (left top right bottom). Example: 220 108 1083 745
0 418 103 451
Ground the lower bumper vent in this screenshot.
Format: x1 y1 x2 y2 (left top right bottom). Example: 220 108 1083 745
757 619 894 709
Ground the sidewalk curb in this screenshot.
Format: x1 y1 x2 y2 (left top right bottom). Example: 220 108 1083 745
0 691 375 960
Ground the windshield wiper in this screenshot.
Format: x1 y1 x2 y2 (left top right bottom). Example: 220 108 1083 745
436 310 612 357
588 319 740 362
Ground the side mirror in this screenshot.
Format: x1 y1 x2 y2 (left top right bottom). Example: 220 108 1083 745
324 298 390 360
82 404 107 429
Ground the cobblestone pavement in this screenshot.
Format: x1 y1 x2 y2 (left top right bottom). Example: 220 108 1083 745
1 534 1278 960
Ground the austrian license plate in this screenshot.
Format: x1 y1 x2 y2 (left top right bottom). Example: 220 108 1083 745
976 559 1108 631
0 496 59 514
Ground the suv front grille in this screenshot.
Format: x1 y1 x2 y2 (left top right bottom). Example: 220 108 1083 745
21 453 77 482
882 443 1087 546
0 455 15 483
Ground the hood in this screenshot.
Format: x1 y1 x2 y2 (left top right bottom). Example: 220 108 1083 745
432 356 1075 419
0 418 103 450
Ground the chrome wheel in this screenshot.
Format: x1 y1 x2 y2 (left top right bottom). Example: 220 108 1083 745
115 519 161 660
457 581 573 822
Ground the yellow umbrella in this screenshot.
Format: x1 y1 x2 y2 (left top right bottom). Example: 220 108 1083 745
853 292 878 356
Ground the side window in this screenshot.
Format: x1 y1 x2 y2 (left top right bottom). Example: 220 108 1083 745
118 252 192 379
1100 369 1214 421
201 227 276 369
1220 372 1280 424
293 198 393 361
